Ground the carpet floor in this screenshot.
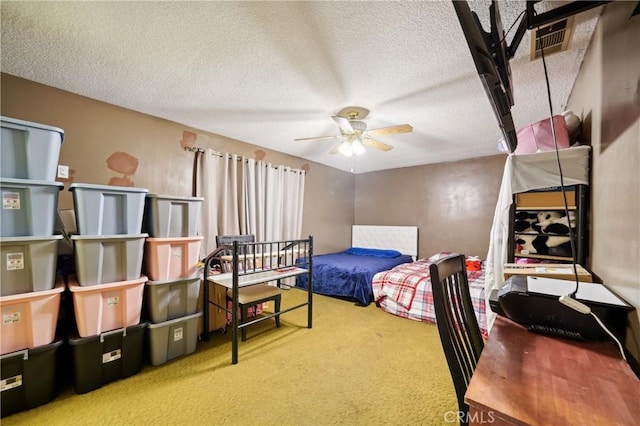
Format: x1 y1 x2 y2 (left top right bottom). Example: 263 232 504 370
2 288 458 425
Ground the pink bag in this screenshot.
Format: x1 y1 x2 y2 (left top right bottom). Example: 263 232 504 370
515 115 569 155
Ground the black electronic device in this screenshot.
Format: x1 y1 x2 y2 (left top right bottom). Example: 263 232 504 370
490 275 634 341
452 0 517 153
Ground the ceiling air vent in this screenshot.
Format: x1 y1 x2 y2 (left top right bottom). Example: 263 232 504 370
530 16 574 60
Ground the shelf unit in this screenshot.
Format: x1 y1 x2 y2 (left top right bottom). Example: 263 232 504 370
508 184 589 265
202 236 313 364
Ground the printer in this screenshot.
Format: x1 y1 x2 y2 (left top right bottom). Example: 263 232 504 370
490 275 634 340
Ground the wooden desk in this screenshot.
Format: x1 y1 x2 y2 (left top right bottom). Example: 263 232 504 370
465 317 640 425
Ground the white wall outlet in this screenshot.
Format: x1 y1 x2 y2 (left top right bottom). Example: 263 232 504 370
57 165 69 179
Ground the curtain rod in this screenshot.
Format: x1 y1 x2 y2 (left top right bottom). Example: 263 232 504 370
184 146 307 174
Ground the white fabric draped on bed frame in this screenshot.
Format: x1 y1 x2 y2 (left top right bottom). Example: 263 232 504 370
485 146 590 333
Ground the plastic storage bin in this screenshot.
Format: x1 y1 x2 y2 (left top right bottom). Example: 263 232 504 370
67 322 146 394
1 116 64 181
514 115 570 155
68 275 147 338
69 183 148 235
144 236 203 281
71 233 147 286
0 178 63 237
146 311 202 366
0 235 62 296
145 276 201 323
144 194 203 237
0 278 64 355
0 339 63 418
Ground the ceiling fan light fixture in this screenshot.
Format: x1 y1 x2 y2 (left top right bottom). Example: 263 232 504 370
352 138 366 155
338 141 354 156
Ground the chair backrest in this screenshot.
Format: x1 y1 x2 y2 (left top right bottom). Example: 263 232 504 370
429 254 484 425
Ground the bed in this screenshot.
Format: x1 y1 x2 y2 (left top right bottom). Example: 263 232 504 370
295 225 418 306
372 252 488 337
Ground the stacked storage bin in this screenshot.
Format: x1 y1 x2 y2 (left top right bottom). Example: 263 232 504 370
66 183 149 394
143 194 204 366
0 116 65 417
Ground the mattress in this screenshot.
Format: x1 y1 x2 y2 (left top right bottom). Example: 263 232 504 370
372 256 488 337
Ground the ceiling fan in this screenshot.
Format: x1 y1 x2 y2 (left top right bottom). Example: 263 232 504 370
295 106 413 156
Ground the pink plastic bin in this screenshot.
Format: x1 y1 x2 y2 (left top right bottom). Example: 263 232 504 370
68 275 147 338
144 236 203 281
1 277 64 355
515 115 569 155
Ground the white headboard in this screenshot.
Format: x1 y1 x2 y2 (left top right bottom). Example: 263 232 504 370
352 225 419 259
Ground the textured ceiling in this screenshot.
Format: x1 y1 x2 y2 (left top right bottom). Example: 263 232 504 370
1 1 602 174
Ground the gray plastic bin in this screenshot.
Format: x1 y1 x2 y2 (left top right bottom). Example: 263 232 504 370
143 194 203 237
146 311 202 366
0 178 63 237
1 116 64 181
0 235 62 296
70 183 148 235
145 277 201 323
71 234 147 286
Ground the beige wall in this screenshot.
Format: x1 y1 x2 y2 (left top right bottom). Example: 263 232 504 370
0 73 354 254
566 1 640 359
355 155 506 259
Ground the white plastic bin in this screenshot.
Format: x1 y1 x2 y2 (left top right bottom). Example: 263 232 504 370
143 194 203 237
146 311 202 366
0 278 64 355
68 275 147 338
69 183 148 235
144 236 203 281
145 277 201 323
0 235 62 296
1 116 64 181
71 234 147 286
1 178 63 237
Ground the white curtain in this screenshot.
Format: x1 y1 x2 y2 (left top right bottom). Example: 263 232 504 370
240 160 304 242
282 166 305 239
199 152 305 258
197 150 241 258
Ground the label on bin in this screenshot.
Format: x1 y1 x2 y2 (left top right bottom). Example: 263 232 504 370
102 349 121 364
3 312 21 324
172 247 183 258
2 192 20 210
0 374 22 392
107 296 119 306
173 327 184 341
6 253 24 270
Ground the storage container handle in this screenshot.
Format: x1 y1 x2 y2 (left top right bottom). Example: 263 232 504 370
1 121 29 132
99 191 128 196
100 327 127 342
0 349 28 361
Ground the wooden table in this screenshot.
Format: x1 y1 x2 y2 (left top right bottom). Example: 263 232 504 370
465 316 640 425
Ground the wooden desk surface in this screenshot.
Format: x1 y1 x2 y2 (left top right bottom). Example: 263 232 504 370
465 316 640 425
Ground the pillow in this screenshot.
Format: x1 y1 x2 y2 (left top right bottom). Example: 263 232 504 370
428 251 458 262
344 247 402 258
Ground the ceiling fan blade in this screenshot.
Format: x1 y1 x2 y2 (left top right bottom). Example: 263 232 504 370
332 116 354 133
362 138 394 152
366 124 413 136
294 135 341 141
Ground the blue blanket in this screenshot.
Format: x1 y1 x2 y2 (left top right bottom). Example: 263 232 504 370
296 252 413 305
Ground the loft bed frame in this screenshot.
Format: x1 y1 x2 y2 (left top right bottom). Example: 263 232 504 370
202 236 313 364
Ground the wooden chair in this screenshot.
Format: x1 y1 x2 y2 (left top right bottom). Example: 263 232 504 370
215 234 282 341
429 254 484 426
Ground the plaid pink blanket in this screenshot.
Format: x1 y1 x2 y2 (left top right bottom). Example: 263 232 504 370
372 256 487 337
